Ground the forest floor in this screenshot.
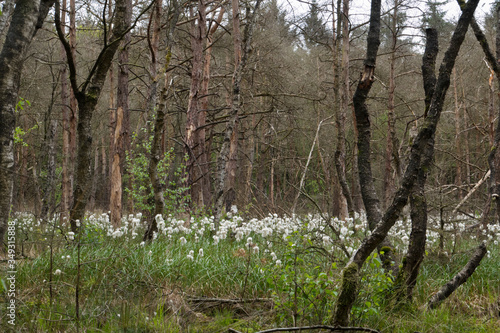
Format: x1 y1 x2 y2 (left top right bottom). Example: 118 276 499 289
1 211 499 332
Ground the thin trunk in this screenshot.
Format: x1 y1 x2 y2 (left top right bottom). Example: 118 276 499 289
186 0 206 208
60 0 71 222
110 0 131 228
213 0 262 226
144 0 180 240
41 80 59 220
244 113 256 207
453 68 463 199
333 0 352 219
383 1 399 209
199 6 225 208
69 0 77 207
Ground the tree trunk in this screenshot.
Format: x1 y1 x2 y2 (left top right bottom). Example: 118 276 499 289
41 75 59 220
214 0 262 226
383 0 401 210
0 0 55 246
397 28 438 302
333 0 354 219
143 0 181 241
55 0 136 232
333 0 479 325
0 0 15 38
110 0 131 228
186 0 206 208
198 5 225 208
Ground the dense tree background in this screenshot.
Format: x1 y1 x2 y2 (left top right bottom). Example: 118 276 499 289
3 0 498 229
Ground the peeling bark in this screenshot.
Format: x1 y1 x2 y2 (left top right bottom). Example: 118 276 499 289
110 0 132 228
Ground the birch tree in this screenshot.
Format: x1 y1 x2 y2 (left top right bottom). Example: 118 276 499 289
0 0 55 246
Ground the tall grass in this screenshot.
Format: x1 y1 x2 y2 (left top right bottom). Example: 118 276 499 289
1 211 499 332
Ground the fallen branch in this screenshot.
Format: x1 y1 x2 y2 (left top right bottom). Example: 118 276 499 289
428 242 487 309
228 325 381 333
187 296 273 304
452 170 490 215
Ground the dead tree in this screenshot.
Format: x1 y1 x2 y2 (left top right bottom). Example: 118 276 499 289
143 0 182 241
213 0 262 227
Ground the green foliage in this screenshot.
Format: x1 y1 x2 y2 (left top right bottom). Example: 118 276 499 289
353 252 394 320
13 97 37 147
267 232 337 326
125 121 190 217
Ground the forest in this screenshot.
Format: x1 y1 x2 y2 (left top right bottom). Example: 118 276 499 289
1 0 500 332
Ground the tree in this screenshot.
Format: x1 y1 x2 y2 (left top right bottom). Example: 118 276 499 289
54 0 147 232
0 0 55 246
333 0 480 325
213 0 263 226
303 0 330 46
110 0 132 228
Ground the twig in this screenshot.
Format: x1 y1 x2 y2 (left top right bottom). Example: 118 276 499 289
187 296 273 304
228 325 381 333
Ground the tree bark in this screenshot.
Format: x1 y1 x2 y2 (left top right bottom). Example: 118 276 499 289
143 0 181 241
213 0 262 226
55 0 139 232
0 0 15 38
110 0 132 228
198 5 225 208
333 0 480 325
186 0 207 208
397 28 438 301
0 0 55 246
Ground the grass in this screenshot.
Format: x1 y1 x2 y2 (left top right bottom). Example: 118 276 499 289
1 212 499 332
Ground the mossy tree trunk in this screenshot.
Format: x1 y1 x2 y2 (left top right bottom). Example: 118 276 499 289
333 0 480 325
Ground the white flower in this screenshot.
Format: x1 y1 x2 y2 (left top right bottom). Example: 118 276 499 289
66 255 71 260
180 237 187 245
75 220 81 227
140 241 145 247
54 269 62 276
148 250 153 256
275 260 282 266
67 232 75 240
231 205 238 214
253 246 259 254
213 235 220 245
187 254 194 261
198 248 204 257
